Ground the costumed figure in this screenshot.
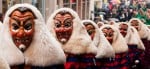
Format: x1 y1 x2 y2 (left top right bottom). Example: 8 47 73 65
82 20 115 68
129 18 150 69
118 22 145 69
0 4 66 69
46 8 97 69
100 25 129 69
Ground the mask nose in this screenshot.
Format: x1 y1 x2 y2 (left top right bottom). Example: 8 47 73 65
106 37 113 44
106 36 110 40
120 29 124 32
59 27 66 32
17 27 25 38
120 30 125 34
106 36 112 41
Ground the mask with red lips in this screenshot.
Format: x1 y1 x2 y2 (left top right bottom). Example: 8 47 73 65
54 12 73 44
9 7 36 52
102 27 114 44
119 24 128 37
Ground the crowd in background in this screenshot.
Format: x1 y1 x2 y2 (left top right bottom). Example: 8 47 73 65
94 0 150 26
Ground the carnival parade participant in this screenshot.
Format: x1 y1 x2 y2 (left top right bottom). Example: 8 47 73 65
46 8 98 69
119 22 145 69
129 18 150 69
0 3 66 69
100 25 129 69
82 20 115 68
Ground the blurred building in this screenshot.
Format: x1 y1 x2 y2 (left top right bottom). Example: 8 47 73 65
0 0 104 21
0 0 2 13
57 0 90 20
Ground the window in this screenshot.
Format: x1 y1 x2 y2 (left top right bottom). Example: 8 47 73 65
63 0 70 7
82 0 86 19
81 0 89 19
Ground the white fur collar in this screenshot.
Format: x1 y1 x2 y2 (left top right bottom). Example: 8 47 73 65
0 3 66 66
0 57 10 69
0 21 2 30
100 25 128 54
46 8 97 55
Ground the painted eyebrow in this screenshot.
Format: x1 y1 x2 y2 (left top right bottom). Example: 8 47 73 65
54 19 61 24
11 17 20 24
63 18 73 24
11 17 33 26
24 18 33 23
64 18 72 20
54 19 61 21
54 18 73 25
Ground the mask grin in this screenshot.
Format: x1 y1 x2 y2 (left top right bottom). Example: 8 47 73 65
56 31 72 44
54 13 73 44
13 37 32 50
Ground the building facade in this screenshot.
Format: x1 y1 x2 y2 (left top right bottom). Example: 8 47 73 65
0 0 2 13
57 0 90 20
1 0 104 21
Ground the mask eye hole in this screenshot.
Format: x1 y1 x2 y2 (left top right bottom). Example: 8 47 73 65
64 20 72 28
24 23 32 30
64 22 71 27
87 30 94 35
55 23 61 28
103 33 107 37
12 23 19 30
55 20 61 28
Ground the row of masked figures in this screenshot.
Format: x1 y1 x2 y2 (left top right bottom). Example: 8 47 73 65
95 18 150 69
0 3 149 69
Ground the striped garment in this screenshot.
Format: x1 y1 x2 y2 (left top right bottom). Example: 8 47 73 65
96 57 113 69
65 53 96 69
96 53 128 69
96 57 114 69
127 44 142 69
141 39 150 69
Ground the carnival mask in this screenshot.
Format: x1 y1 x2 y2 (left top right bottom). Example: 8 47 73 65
84 23 95 40
119 24 128 37
130 20 139 31
54 13 73 44
9 9 35 52
102 27 114 44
